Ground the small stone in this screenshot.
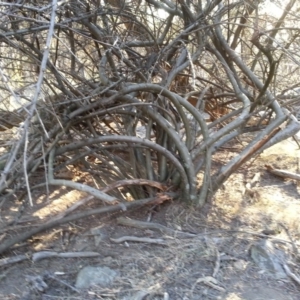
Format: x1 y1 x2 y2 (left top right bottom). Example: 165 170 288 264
75 266 118 289
233 259 248 271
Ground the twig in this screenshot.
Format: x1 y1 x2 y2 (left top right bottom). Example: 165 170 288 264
0 196 161 255
283 264 300 286
120 217 300 246
23 129 33 206
46 273 80 293
212 247 221 278
279 222 299 258
32 251 100 262
265 164 300 181
41 137 50 201
23 0 59 206
0 254 27 267
49 190 172 223
48 148 120 205
192 276 226 294
0 251 101 267
110 236 166 245
117 217 196 238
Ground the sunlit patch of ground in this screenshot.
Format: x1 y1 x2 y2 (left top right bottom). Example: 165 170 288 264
33 189 87 220
211 137 300 235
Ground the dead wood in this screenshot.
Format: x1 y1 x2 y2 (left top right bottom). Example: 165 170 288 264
191 276 226 294
110 236 166 245
0 196 166 255
265 164 300 181
117 217 196 238
0 254 27 267
283 264 300 286
0 251 101 267
32 251 100 262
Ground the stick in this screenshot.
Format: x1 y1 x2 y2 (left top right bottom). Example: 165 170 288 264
0 196 161 255
117 217 196 238
47 273 80 293
0 251 101 267
32 251 100 262
110 236 166 245
265 164 300 181
279 222 299 258
212 248 221 278
283 264 300 286
0 254 27 267
192 276 226 293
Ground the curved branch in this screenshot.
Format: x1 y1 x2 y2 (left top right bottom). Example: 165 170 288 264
145 0 183 17
55 135 190 200
48 149 120 204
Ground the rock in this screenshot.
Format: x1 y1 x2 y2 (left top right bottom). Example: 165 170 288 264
75 266 118 289
233 259 248 271
250 240 287 279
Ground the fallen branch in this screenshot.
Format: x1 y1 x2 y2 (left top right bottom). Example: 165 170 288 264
42 182 168 224
265 165 300 181
212 247 221 278
32 251 100 262
283 264 300 286
0 196 165 255
46 273 80 293
0 254 27 267
192 276 226 293
0 251 101 267
117 217 196 238
110 236 166 245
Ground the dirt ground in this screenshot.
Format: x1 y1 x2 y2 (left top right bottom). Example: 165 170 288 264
0 138 300 299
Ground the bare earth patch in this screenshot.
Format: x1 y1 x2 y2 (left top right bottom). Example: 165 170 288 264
0 138 300 299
